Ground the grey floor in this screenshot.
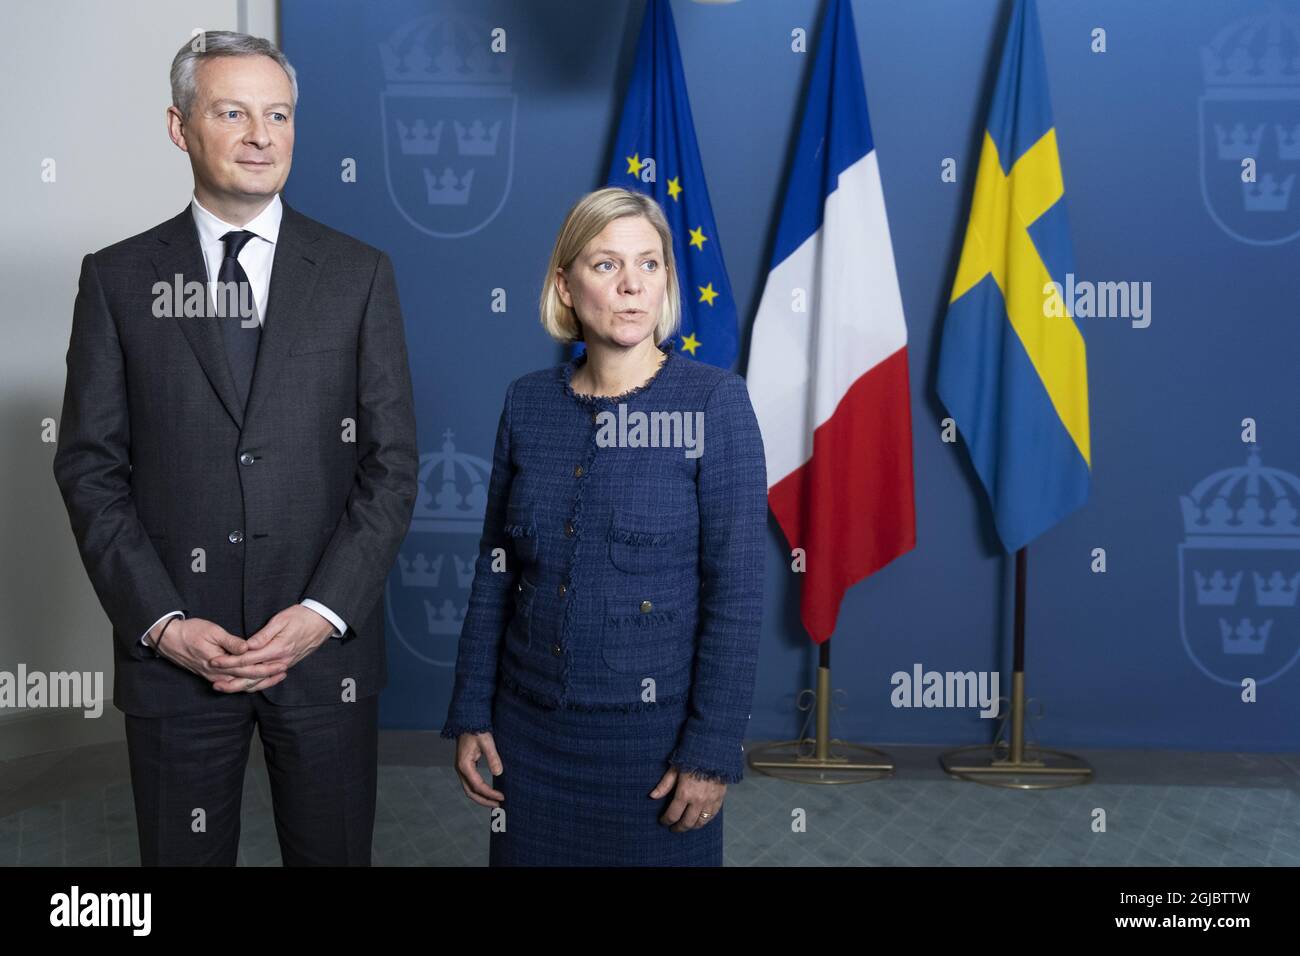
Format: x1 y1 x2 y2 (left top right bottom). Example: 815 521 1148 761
2 735 1298 866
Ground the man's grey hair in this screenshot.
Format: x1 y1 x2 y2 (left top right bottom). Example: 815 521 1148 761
170 31 299 118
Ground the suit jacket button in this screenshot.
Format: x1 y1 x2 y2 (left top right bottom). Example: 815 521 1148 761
640 600 652 613
565 520 575 537
573 464 584 477
229 530 244 544
558 583 567 596
516 581 523 592
239 452 255 465
552 643 562 657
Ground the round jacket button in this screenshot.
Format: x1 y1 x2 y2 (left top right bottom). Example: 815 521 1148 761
564 520 575 537
228 530 244 544
640 600 653 613
573 464 584 477
552 643 562 657
239 452 255 465
558 583 567 596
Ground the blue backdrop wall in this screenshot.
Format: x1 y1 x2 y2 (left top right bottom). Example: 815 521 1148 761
280 0 1300 752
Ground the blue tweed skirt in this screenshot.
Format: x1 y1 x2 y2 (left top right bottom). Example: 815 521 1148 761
487 680 724 866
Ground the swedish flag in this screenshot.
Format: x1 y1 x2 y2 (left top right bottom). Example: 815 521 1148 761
599 0 738 368
937 0 1090 552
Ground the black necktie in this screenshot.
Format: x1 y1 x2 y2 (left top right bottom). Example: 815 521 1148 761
218 230 262 407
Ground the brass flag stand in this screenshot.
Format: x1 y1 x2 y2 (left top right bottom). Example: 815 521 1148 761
748 640 894 784
940 547 1092 789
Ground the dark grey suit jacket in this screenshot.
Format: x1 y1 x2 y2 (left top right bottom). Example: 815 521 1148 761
52 198 419 717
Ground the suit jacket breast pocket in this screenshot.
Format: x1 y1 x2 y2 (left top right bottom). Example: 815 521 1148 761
607 506 686 575
503 502 539 566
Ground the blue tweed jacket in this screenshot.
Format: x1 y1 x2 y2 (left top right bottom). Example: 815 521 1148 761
440 340 767 782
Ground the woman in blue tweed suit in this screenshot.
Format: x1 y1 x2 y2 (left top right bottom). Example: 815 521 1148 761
441 187 767 866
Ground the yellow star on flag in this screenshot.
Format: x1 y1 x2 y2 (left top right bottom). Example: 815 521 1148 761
680 332 701 355
667 177 683 201
697 283 719 306
626 153 644 176
688 226 707 250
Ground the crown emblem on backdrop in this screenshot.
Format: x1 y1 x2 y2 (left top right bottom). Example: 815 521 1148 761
397 118 443 155
1219 618 1273 655
397 551 478 591
1215 122 1266 159
1243 172 1296 211
1193 570 1243 605
393 429 491 637
423 167 475 205
397 117 503 157
1182 449 1300 613
1278 122 1300 159
1178 447 1300 683
455 119 502 155
424 596 469 635
379 12 517 238
1199 10 1300 232
1254 570 1300 606
380 20 513 86
381 14 512 220
1201 9 1300 87
1180 448 1300 535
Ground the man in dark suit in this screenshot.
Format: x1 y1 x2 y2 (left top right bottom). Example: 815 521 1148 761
51 31 418 865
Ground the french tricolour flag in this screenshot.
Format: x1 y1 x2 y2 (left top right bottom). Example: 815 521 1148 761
745 0 916 644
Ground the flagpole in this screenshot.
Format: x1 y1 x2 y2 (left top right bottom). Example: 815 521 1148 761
939 546 1093 789
1011 545 1027 764
746 638 895 784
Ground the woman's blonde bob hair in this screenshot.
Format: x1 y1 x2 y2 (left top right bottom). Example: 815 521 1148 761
539 187 681 345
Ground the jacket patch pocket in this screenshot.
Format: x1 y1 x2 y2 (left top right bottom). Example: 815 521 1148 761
503 503 539 565
509 574 536 649
608 507 680 575
601 597 693 676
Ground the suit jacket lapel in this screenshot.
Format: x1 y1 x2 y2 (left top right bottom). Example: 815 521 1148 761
243 199 323 427
149 198 324 432
151 205 246 429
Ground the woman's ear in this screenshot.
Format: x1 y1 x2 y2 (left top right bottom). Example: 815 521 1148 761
555 268 571 309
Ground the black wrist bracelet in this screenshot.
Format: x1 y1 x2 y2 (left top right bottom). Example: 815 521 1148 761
154 616 179 653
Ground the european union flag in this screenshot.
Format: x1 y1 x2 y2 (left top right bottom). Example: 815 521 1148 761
581 0 739 368
937 0 1091 552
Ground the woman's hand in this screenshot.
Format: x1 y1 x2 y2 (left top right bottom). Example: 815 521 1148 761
454 732 505 808
651 767 725 832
